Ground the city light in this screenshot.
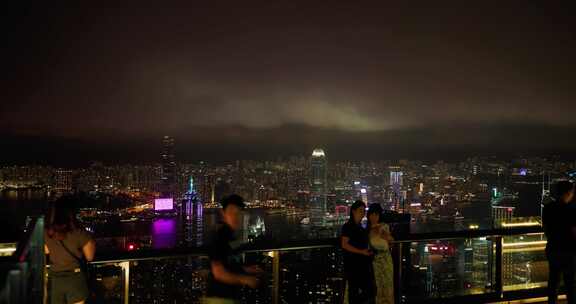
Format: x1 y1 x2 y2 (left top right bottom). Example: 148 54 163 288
0 246 17 257
501 222 541 227
502 240 547 248
311 149 326 157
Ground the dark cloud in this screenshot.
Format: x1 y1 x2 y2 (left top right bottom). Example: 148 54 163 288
2 2 576 163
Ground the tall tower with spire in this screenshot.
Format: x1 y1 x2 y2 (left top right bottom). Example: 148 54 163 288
180 175 204 246
310 148 327 223
182 176 200 220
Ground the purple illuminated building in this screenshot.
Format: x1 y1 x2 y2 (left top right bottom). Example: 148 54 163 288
182 176 201 220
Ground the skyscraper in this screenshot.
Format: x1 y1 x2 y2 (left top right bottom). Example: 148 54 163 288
161 136 176 198
390 169 403 187
214 178 232 203
310 149 327 221
389 167 404 211
360 188 368 205
182 176 199 219
177 176 204 246
54 169 73 196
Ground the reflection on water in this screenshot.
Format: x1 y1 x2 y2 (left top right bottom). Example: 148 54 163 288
152 218 177 249
0 188 48 202
0 189 48 209
1 188 48 240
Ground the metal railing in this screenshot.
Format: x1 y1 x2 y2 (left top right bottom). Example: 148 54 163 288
1 216 552 303
76 225 550 304
0 216 45 304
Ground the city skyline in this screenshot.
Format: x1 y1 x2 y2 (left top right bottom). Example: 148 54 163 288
4 129 576 166
2 2 576 165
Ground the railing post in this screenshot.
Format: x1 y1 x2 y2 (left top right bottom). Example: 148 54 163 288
395 242 404 304
494 236 503 299
43 267 49 304
120 261 130 304
272 250 280 304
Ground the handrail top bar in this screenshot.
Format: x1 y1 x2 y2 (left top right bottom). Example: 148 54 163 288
393 225 542 243
90 225 543 264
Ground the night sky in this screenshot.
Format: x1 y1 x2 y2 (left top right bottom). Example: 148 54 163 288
2 2 576 165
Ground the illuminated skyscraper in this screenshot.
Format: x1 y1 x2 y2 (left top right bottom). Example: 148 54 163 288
182 176 200 220
181 176 203 246
200 174 216 203
161 136 176 198
310 149 327 221
360 188 368 204
390 170 403 187
214 178 232 203
389 167 404 211
54 169 73 196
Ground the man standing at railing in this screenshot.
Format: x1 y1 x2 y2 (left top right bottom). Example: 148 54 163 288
341 200 375 304
543 180 576 304
204 194 261 304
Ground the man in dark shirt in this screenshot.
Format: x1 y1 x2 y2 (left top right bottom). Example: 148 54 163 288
205 194 260 304
543 181 576 304
341 200 374 304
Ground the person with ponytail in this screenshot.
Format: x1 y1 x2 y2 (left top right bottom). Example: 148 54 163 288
45 196 95 304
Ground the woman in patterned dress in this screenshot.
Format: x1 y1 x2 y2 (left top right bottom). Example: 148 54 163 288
367 204 394 304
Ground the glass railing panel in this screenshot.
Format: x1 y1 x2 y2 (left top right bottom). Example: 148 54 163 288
274 247 345 304
1 216 45 304
86 248 346 304
26 216 45 303
238 251 275 303
89 262 126 303
502 232 547 291
87 255 211 303
399 237 496 302
128 256 209 303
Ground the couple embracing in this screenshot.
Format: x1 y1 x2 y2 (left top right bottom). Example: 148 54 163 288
341 201 394 304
